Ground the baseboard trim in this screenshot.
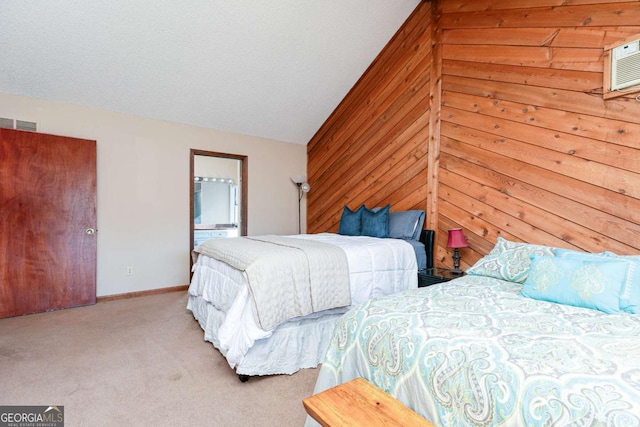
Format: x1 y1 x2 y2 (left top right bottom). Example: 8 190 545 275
97 284 189 303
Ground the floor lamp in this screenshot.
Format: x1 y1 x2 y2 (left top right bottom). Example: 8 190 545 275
291 176 310 234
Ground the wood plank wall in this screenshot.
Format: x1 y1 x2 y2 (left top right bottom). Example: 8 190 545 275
307 0 640 269
437 0 640 269
306 2 433 233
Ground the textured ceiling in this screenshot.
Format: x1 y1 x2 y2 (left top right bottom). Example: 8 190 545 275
0 0 419 144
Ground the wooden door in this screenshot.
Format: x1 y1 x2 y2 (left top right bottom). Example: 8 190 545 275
0 129 97 318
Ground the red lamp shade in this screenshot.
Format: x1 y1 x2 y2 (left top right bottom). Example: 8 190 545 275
447 228 468 249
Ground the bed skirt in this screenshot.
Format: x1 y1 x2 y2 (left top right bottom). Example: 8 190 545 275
187 294 344 376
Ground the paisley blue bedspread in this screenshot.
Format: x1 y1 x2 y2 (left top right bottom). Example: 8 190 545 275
308 275 640 426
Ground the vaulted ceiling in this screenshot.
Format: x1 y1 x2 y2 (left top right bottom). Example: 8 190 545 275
0 0 420 144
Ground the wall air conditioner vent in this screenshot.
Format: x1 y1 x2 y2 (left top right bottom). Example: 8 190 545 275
0 117 14 129
16 120 37 132
0 117 38 131
611 38 640 91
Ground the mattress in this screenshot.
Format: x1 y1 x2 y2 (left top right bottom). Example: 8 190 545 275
187 233 418 374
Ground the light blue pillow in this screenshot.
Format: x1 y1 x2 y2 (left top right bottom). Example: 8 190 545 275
520 255 629 314
466 237 555 283
338 205 364 236
388 210 425 241
361 204 390 238
600 252 640 315
553 248 614 259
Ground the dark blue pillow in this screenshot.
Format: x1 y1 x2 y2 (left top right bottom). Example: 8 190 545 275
361 204 390 238
338 205 364 236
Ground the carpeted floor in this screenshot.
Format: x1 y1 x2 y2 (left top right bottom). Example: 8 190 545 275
0 291 320 426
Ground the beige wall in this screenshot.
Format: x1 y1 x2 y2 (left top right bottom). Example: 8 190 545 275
194 156 240 181
0 93 308 297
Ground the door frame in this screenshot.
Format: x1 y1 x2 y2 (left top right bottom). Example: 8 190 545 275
189 149 248 252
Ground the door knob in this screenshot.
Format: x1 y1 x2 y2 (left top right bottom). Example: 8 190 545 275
86 228 96 235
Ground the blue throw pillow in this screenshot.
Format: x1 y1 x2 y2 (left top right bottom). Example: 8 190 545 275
338 205 364 236
361 204 390 238
600 252 640 315
553 248 610 258
388 210 425 241
520 254 629 314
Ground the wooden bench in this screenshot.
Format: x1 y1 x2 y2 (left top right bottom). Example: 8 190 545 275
303 377 435 426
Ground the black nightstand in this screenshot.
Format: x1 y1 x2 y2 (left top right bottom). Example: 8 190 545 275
418 268 464 287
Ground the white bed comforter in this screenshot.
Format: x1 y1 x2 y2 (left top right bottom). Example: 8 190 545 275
188 233 418 368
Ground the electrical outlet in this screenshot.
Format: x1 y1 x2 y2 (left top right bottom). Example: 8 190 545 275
126 266 134 276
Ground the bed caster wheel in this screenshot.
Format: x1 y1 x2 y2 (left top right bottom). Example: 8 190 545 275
238 374 249 383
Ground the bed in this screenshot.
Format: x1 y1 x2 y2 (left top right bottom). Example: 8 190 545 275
187 208 434 380
306 238 640 426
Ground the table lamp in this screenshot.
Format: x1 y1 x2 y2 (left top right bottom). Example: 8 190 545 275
447 228 468 275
